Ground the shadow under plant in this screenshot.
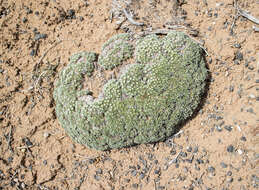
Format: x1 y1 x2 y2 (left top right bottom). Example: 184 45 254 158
53 31 208 151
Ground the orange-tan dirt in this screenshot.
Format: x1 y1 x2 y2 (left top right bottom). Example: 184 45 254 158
0 0 258 189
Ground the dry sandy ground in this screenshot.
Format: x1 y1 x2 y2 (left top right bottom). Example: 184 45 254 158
0 0 258 189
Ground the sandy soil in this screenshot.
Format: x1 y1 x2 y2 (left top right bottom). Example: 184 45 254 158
0 0 258 189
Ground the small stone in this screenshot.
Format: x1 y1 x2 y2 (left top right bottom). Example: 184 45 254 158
240 136 247 141
67 9 76 19
247 108 254 113
180 152 187 158
237 149 243 155
139 173 145 179
215 125 222 132
208 166 215 173
220 162 228 168
227 177 233 183
224 125 232 132
24 138 33 146
96 168 102 175
34 33 48 41
248 66 254 70
195 164 200 171
88 159 95 164
132 183 138 189
256 79 259 83
79 16 84 21
30 49 36 56
170 149 176 155
196 159 204 164
227 171 232 176
234 59 240 65
43 132 50 138
183 167 188 173
227 145 234 153
43 160 47 165
233 43 241 48
193 146 199 153
235 51 243 61
131 170 137 177
229 85 234 92
94 175 100 181
163 164 168 171
154 160 158 164
8 156 13 163
249 94 256 99
22 17 28 23
186 146 192 152
154 169 160 175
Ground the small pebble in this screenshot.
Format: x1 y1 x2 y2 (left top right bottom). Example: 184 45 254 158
8 156 13 163
131 170 137 177
186 146 192 152
34 33 48 41
22 17 28 23
195 164 200 171
154 169 160 175
229 85 234 92
216 125 222 132
227 171 232 176
233 43 241 48
24 138 33 146
227 177 233 183
79 16 84 21
96 168 102 175
227 145 234 153
43 132 50 138
94 175 100 181
247 108 254 113
193 146 199 153
132 183 138 189
43 160 47 165
248 66 254 70
196 159 204 164
237 149 243 155
180 152 187 158
170 149 176 155
208 166 215 173
139 173 145 180
240 136 247 141
235 51 243 61
220 162 228 168
30 49 36 56
67 9 76 19
224 125 232 132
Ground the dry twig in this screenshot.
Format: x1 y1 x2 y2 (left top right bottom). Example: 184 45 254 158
34 40 62 72
123 8 144 26
7 125 13 153
237 8 259 25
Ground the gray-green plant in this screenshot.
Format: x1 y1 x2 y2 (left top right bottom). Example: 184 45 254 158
53 31 208 150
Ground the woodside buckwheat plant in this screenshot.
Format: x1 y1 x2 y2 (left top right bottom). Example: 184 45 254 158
53 31 208 150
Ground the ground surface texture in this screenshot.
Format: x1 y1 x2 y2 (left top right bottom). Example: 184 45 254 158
0 0 258 189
